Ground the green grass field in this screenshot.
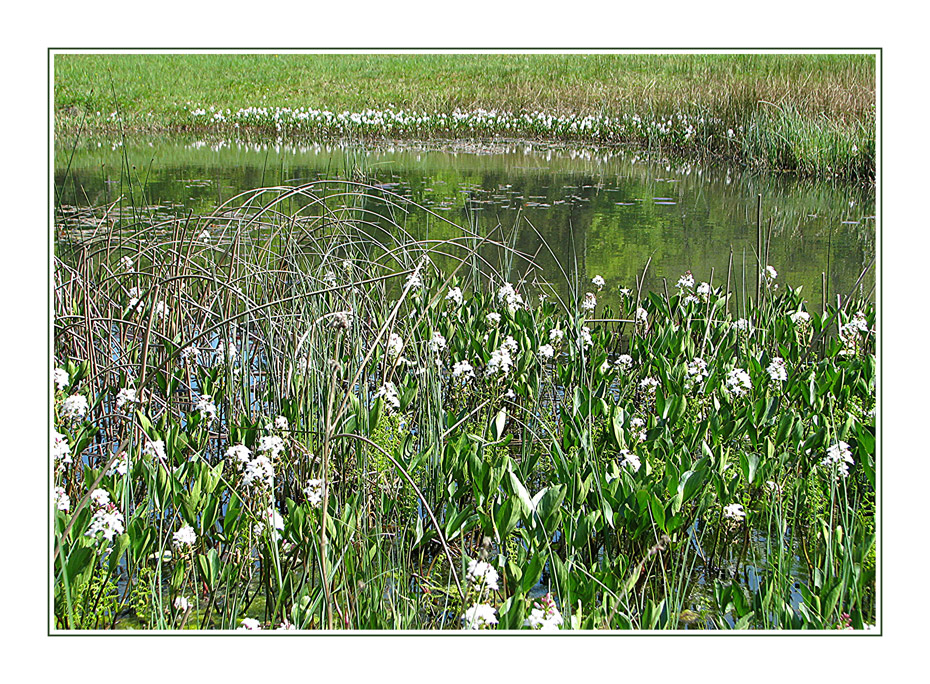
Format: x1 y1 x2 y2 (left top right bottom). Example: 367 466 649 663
54 53 876 180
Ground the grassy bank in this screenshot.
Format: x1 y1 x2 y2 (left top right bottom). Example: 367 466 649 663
53 181 876 630
54 53 876 181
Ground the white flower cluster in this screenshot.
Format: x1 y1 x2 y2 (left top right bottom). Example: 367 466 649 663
304 479 324 507
238 618 262 631
466 559 500 596
524 593 563 631
496 283 525 315
580 292 597 311
195 394 217 421
375 381 400 411
85 489 125 542
428 331 447 354
190 104 721 147
766 357 787 383
723 503 746 521
446 287 464 307
676 271 695 290
839 312 871 355
61 394 89 420
615 354 634 372
226 442 277 491
253 507 285 538
462 603 498 630
639 377 660 395
144 439 167 461
619 449 642 473
452 360 475 381
174 596 191 612
790 310 811 327
486 312 502 325
54 486 70 512
548 328 564 344
635 307 648 325
537 344 555 360
180 345 201 364
725 368 753 397
386 332 404 358
53 430 72 465
591 275 605 291
173 525 197 549
764 265 778 283
732 318 755 334
686 358 708 383
115 387 138 409
54 368 70 391
487 336 518 377
331 310 353 331
578 326 593 350
822 441 855 478
629 417 647 442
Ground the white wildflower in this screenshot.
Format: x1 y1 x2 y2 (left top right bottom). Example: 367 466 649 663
180 345 201 363
619 450 641 473
54 368 70 391
592 275 606 291
428 331 447 353
538 344 555 360
766 357 787 383
581 292 597 311
226 444 252 468
195 394 217 421
375 381 400 410
452 360 475 381
732 318 755 334
578 326 593 349
486 312 502 325
173 525 197 549
61 394 89 420
466 559 500 594
304 479 324 507
463 603 498 630
55 487 70 512
238 618 262 631
822 441 855 478
790 310 811 326
615 354 634 372
676 271 695 290
723 503 745 521
174 596 191 612
386 332 404 358
639 377 660 395
331 310 353 331
725 368 753 397
446 287 464 307
524 593 563 631
53 431 72 464
144 439 167 461
257 435 285 459
548 328 565 344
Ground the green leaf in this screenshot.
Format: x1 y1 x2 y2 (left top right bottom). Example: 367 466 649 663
492 408 507 441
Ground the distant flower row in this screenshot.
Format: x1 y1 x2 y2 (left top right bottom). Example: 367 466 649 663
186 104 732 145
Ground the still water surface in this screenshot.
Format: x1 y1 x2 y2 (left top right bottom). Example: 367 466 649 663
56 137 875 312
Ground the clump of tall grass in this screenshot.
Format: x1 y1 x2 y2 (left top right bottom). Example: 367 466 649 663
52 181 877 630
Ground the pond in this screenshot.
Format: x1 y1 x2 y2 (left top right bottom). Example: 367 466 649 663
55 136 875 312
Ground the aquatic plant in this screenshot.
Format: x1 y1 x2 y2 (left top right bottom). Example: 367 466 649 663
52 181 877 631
